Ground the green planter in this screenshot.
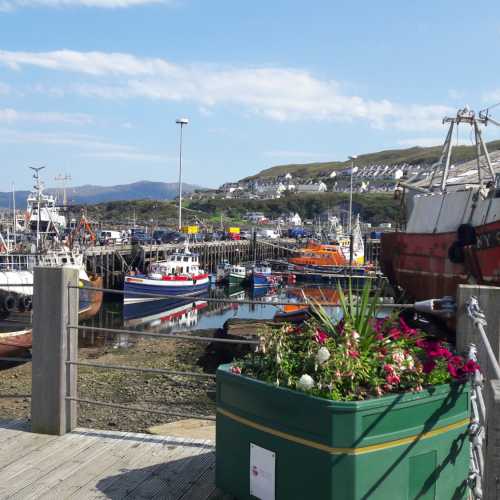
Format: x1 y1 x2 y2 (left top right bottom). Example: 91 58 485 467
216 364 470 500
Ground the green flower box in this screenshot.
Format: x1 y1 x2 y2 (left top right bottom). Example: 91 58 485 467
216 364 470 500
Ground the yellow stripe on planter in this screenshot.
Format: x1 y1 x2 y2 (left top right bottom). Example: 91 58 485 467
217 407 469 456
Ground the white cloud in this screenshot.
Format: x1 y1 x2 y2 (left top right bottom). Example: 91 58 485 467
0 108 92 125
0 0 168 11
0 49 454 131
0 128 169 162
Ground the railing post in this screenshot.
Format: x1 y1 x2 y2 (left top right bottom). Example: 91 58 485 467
31 266 79 435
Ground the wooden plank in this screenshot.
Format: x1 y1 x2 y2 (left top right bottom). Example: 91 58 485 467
14 434 137 500
165 451 215 500
70 440 179 499
178 464 217 500
99 438 203 499
123 440 214 499
0 429 103 497
47 431 159 499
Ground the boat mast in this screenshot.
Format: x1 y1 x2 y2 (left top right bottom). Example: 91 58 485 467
30 166 45 253
11 181 16 250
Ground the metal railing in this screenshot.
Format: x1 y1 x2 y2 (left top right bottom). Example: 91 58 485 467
465 296 500 500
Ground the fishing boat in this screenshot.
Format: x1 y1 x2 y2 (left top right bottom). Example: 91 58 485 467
215 260 231 283
380 106 500 300
228 264 247 285
251 264 281 288
124 244 210 303
274 287 340 323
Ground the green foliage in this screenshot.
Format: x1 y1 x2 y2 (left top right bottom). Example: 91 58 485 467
189 192 399 225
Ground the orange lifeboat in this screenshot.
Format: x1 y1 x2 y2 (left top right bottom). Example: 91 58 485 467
288 240 347 268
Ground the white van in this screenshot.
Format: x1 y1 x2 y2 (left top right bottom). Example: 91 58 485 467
98 230 123 245
257 229 280 240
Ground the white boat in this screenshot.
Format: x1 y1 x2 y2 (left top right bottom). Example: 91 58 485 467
124 244 210 304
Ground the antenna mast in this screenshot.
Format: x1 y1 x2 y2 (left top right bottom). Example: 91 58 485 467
427 107 496 192
54 173 72 206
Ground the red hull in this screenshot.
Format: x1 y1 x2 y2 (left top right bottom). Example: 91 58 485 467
0 329 32 358
380 220 500 300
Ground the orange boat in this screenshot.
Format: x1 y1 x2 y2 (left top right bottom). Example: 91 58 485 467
275 287 340 322
288 241 348 268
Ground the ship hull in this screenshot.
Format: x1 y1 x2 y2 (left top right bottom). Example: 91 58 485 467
124 274 210 303
380 219 500 300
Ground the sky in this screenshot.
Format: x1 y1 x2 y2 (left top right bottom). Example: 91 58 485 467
1 0 500 191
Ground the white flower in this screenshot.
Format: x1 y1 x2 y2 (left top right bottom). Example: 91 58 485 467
352 330 360 341
392 350 405 364
404 354 415 370
316 347 331 365
297 374 314 391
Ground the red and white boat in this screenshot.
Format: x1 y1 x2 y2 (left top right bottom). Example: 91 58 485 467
124 244 210 304
381 107 500 300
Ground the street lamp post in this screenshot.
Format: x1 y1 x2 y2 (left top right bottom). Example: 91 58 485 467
348 155 358 269
176 118 189 231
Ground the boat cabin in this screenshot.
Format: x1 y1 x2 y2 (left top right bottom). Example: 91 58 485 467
150 251 201 277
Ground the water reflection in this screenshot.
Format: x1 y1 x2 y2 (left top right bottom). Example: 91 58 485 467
79 284 344 348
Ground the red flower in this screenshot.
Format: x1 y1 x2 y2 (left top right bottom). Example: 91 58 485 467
422 360 436 373
447 362 460 379
388 328 401 340
375 333 385 341
348 350 359 358
231 366 242 375
464 360 480 373
314 329 328 344
383 363 395 374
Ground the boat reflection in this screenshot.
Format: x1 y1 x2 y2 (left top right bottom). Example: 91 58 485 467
123 298 208 331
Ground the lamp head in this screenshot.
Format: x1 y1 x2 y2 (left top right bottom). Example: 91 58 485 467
176 118 189 125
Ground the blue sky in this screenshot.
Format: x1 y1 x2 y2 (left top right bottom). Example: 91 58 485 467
1 0 500 191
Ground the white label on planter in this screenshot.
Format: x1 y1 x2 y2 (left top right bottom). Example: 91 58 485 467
250 443 275 500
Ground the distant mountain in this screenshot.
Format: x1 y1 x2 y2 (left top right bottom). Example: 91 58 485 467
241 140 500 182
0 180 202 208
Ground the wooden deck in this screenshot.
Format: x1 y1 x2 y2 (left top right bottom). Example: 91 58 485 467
0 419 225 499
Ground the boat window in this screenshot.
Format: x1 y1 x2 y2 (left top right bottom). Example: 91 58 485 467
180 267 183 273
183 257 189 262
186 266 190 272
177 256 182 261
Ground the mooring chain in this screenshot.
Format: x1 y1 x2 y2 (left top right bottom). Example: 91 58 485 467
466 296 487 329
466 312 486 499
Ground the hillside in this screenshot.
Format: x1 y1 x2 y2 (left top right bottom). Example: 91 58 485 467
189 192 400 226
242 140 500 182
0 180 202 208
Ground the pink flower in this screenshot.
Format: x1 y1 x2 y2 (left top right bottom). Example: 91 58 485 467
415 384 423 392
351 330 360 341
231 366 242 375
348 350 359 358
386 374 400 385
314 329 328 344
373 318 385 333
388 328 401 341
416 338 428 349
447 362 459 379
399 316 417 336
375 333 385 341
383 364 395 374
375 386 384 396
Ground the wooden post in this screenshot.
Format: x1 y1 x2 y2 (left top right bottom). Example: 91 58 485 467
31 267 79 435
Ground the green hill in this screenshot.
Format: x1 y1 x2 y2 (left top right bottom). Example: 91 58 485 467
242 140 500 182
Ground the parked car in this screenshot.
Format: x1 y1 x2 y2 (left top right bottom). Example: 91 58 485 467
131 231 153 244
153 229 185 244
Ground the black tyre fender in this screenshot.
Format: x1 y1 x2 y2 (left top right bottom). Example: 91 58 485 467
457 224 477 246
448 241 465 264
